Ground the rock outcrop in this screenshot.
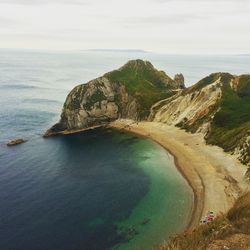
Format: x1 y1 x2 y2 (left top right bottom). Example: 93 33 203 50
174 73 185 89
44 59 183 136
150 73 250 166
45 60 250 167
150 75 222 132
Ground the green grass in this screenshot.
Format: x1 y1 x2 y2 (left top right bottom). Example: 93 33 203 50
206 122 250 152
105 60 176 119
178 73 250 164
213 77 250 129
206 74 250 157
65 85 84 110
183 73 224 94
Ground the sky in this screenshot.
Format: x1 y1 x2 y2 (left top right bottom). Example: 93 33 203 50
0 0 250 54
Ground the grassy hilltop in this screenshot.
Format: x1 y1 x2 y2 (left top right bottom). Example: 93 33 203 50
105 59 182 119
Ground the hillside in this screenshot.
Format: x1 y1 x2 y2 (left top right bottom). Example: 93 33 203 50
150 73 250 168
156 192 250 250
44 61 250 172
44 60 183 136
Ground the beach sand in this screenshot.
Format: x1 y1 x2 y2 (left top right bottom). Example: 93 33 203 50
109 119 249 230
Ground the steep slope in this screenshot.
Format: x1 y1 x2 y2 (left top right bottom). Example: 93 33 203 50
150 73 250 167
156 192 250 250
44 60 183 136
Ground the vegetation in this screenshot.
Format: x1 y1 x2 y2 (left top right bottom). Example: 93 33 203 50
105 59 177 119
182 73 222 94
177 102 220 133
156 192 250 250
213 74 250 129
65 85 87 110
177 73 250 165
206 74 250 163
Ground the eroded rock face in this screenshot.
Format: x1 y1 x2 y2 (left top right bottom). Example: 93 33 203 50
150 77 222 133
45 59 182 136
234 133 250 167
44 60 250 170
246 167 250 181
45 77 139 136
150 73 250 167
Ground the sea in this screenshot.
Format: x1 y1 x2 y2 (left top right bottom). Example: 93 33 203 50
0 49 249 250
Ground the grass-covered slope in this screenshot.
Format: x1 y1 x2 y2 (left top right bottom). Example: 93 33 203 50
45 60 182 136
156 192 250 250
172 73 250 166
205 74 250 165
152 72 250 166
105 59 182 119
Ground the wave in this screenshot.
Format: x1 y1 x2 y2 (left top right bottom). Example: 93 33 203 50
0 84 40 90
22 98 62 105
0 84 68 93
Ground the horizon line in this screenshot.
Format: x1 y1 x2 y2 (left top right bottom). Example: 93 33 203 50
0 47 249 56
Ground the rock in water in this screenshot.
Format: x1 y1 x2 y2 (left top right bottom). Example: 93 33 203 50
44 59 183 136
7 139 27 146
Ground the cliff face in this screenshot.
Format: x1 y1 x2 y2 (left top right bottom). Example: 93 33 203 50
150 73 250 166
45 60 249 167
150 75 222 132
45 59 183 136
60 77 138 129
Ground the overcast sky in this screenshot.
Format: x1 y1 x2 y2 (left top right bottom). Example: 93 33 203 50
0 0 249 54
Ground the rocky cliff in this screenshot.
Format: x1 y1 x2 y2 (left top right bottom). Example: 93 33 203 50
44 59 183 136
45 60 250 168
150 72 250 167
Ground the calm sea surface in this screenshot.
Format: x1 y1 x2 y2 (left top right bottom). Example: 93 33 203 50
0 50 249 249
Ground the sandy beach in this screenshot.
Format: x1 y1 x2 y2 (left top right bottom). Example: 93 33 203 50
109 119 249 230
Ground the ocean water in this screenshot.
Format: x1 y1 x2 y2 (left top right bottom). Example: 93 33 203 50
0 50 249 250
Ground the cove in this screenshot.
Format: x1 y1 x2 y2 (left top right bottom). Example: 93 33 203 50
0 128 192 250
112 130 193 249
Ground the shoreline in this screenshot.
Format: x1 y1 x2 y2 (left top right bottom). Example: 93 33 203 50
108 119 248 232
121 127 200 231
43 124 105 137
109 120 203 230
44 119 248 233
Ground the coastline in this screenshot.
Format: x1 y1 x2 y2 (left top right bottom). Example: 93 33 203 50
109 119 248 231
43 124 104 137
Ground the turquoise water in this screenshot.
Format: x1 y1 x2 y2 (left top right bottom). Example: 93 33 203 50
114 138 193 250
0 127 192 250
1 50 249 249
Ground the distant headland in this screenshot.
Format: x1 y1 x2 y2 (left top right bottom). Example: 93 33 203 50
87 49 148 53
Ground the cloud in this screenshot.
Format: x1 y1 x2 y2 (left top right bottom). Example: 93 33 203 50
122 13 207 28
0 17 15 25
152 0 249 2
0 0 89 5
0 0 249 54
